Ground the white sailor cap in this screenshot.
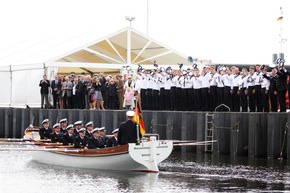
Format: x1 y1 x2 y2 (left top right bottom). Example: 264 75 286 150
98 127 106 132
182 70 188 75
53 123 60 129
66 124 74 130
78 128 86 133
42 119 49 124
188 72 193 76
85 121 93 127
74 121 83 126
92 128 99 133
126 111 135 117
112 128 119 134
59 118 67 123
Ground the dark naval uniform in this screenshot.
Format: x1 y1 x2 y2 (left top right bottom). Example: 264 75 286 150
39 127 52 139
98 136 108 148
73 136 89 148
50 132 63 143
88 137 103 149
62 133 75 145
106 137 118 147
118 120 141 145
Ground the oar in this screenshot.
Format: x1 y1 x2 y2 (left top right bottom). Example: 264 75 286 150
0 141 72 147
173 140 217 147
0 148 82 153
0 138 50 142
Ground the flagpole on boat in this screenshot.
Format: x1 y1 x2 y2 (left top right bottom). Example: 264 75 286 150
135 99 140 144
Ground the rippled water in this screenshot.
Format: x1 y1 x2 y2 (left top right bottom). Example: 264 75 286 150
0 147 289 192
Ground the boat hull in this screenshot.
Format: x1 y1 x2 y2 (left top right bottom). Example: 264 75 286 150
30 139 173 172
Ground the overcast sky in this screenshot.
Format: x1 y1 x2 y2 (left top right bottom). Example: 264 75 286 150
0 0 288 65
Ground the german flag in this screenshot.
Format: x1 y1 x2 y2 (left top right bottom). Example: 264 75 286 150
134 101 146 136
277 16 283 22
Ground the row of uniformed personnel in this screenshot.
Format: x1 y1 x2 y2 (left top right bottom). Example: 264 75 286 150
39 118 119 149
134 64 287 112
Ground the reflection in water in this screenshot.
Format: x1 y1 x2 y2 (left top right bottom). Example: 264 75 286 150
0 148 289 192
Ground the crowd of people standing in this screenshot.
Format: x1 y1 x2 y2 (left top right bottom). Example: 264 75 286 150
39 62 290 112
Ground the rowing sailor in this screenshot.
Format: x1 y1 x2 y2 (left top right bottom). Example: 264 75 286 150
98 127 108 147
118 111 142 145
85 121 94 137
73 128 88 148
39 119 52 140
62 124 74 145
73 121 83 136
88 128 103 149
59 118 68 133
106 128 119 147
50 123 63 143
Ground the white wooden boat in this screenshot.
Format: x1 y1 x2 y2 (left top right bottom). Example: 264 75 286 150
30 136 173 172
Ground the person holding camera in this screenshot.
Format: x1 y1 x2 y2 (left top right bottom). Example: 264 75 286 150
39 75 50 109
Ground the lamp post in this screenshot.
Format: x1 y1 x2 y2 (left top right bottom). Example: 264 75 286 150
125 16 135 28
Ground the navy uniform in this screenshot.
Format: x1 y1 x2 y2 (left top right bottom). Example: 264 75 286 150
209 69 218 111
50 123 63 143
118 111 141 145
253 66 263 112
59 118 68 133
261 67 270 112
239 70 249 112
73 128 89 148
62 124 75 145
106 128 119 147
73 120 83 136
152 73 160 110
171 72 179 111
223 70 233 111
201 69 211 111
192 70 202 111
232 69 242 112
88 128 103 149
98 127 108 147
39 119 52 139
216 69 225 110
85 121 94 137
247 67 256 112
176 72 183 111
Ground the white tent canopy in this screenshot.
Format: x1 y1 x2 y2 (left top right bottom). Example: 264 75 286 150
0 27 189 107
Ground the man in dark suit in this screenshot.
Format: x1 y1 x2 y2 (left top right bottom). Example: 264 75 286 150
118 111 141 145
50 123 63 143
76 75 86 109
51 75 60 109
277 67 288 112
88 128 103 149
73 128 88 148
106 128 119 147
62 124 75 145
39 75 50 109
39 119 52 139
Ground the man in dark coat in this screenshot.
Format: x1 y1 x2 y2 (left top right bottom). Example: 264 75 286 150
118 111 141 145
39 74 50 109
51 75 60 109
39 119 52 139
106 128 119 147
73 128 88 148
98 127 108 147
277 67 288 112
50 123 63 143
88 128 103 149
